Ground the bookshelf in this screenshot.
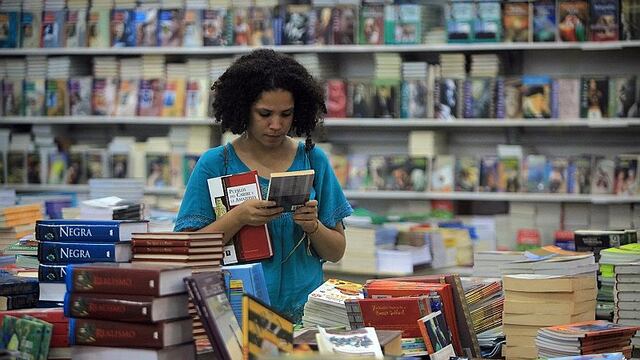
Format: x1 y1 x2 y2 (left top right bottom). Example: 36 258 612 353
7 185 184 196
2 41 640 56
2 116 211 125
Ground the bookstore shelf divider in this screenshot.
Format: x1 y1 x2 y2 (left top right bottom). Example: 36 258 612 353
2 41 640 56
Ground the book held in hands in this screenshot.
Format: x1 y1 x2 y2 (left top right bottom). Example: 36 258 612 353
267 169 314 212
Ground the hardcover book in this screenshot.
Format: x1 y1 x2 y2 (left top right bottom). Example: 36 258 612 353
589 0 619 41
360 5 384 45
580 76 609 119
37 241 132 264
202 9 230 46
242 294 294 358
559 0 589 41
88 8 111 48
267 169 314 212
36 219 148 242
69 318 192 348
20 10 41 48
207 170 272 265
41 10 64 48
38 264 67 283
111 9 135 47
533 0 557 41
345 296 431 338
1 293 39 311
64 293 189 323
284 5 311 45
158 9 183 47
65 9 87 47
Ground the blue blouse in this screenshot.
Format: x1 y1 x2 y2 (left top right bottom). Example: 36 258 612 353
174 141 353 322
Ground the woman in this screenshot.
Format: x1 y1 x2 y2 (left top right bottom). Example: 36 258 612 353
174 49 353 323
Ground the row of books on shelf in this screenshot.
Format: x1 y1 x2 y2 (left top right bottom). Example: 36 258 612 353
332 152 640 195
2 0 640 50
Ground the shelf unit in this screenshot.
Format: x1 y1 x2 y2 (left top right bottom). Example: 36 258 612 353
7 184 183 196
1 116 211 125
2 41 640 56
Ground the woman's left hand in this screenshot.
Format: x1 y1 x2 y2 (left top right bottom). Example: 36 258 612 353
293 200 319 233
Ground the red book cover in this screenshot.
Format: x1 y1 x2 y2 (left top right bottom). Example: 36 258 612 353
69 318 193 348
348 296 431 338
0 307 67 324
64 293 189 323
51 333 69 348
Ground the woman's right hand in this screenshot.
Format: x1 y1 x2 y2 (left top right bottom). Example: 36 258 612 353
232 199 283 226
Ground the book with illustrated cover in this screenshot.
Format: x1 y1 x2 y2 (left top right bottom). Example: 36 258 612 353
203 9 230 46
233 8 250 46
136 8 158 47
24 79 45 116
504 2 531 42
182 9 202 47
347 154 369 190
26 152 42 184
348 80 376 118
284 5 310 45
580 76 609 119
267 170 314 212
394 4 421 44
447 2 475 42
549 157 569 193
111 9 135 47
455 156 479 192
0 12 20 48
621 0 640 40
608 76 637 118
431 155 455 192
401 80 428 119
591 157 615 194
3 79 24 116
182 154 199 186
1 316 46 359
65 9 87 47
314 7 334 45
568 155 593 194
374 80 400 118
467 78 495 118
185 79 208 118
47 152 67 185
46 79 68 116
360 5 384 45
115 79 139 116
525 154 549 193
110 153 129 178
368 156 428 191
326 80 347 118
504 77 523 119
92 78 118 116
41 10 64 48
614 155 639 195
522 75 551 118
66 151 84 184
417 310 455 358
137 79 164 116
161 79 186 117
436 78 461 120
89 8 110 47
145 153 171 187
158 9 183 47
559 0 589 41
589 0 619 41
333 6 357 45
498 157 521 192
86 149 107 179
249 7 273 46
7 152 26 184
69 77 92 116
20 10 41 48
474 1 501 42
242 294 294 359
557 77 581 119
533 0 557 41
316 327 384 358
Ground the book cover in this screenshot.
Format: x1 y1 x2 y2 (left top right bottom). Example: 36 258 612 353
525 154 549 193
374 80 400 118
0 273 39 296
580 76 609 119
316 327 384 358
183 9 202 47
431 155 455 192
137 79 165 117
37 241 132 264
559 0 589 41
88 8 111 48
522 75 551 118
69 77 92 116
455 156 479 192
249 7 274 46
568 155 593 194
38 264 67 283
7 151 26 184
20 10 41 48
161 79 186 117
549 157 569 193
1 317 44 359
146 153 171 187
621 0 640 39
64 293 189 323
4 79 24 116
203 9 230 46
346 297 431 338
92 78 118 116
417 310 455 357
65 9 87 47
557 77 581 119
614 155 639 195
347 154 369 190
110 153 129 178
184 272 242 360
394 4 421 44
65 150 85 184
348 80 376 118
474 1 501 42
115 79 139 116
35 219 147 242
326 80 347 118
242 294 294 358
182 154 199 186
222 263 270 327
24 79 45 116
41 10 64 48
111 9 135 47
0 12 19 48
333 5 358 45
22 316 52 360
185 79 208 118
284 5 310 45
46 79 68 116
27 152 42 184
446 2 475 42
360 5 384 45
608 75 637 118
86 150 107 179
233 8 250 46
498 157 521 192
368 156 428 191
69 318 192 348
533 0 557 42
401 80 428 119
136 8 158 47
591 157 615 194
267 170 314 212
504 77 523 119
435 78 460 120
504 2 531 42
589 0 619 41
468 78 495 118
314 7 334 45
157 9 183 47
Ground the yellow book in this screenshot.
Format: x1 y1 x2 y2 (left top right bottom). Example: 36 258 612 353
161 78 186 117
504 299 597 315
242 294 293 359
502 274 596 292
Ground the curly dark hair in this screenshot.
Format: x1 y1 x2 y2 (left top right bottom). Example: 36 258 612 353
211 49 326 151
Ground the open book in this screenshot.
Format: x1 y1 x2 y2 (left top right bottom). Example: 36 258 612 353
267 169 314 212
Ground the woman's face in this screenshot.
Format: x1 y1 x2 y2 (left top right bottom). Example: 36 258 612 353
247 89 294 148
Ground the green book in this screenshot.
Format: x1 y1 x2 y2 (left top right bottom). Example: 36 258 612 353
23 316 53 360
1 315 19 351
16 317 45 360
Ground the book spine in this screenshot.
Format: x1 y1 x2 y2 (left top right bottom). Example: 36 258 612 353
446 274 481 357
184 277 225 354
132 246 191 254
131 239 191 247
1 293 39 310
0 308 67 324
35 222 122 242
38 264 68 283
0 279 39 296
38 242 121 264
66 266 161 296
63 293 154 323
69 318 166 348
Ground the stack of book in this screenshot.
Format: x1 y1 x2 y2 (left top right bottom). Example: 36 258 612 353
0 271 39 311
65 263 195 359
472 250 525 277
462 277 503 336
599 244 640 321
78 196 145 221
337 225 397 274
130 231 224 344
502 274 597 359
614 263 640 355
536 320 639 358
0 307 71 359
88 178 145 202
302 278 364 329
36 219 146 303
0 203 42 254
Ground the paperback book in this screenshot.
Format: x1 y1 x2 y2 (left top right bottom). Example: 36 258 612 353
589 0 619 41
360 5 384 45
157 9 183 47
183 9 202 47
315 7 334 45
41 11 64 48
0 12 19 48
202 9 230 46
111 9 135 47
69 77 92 116
332 6 358 45
474 1 501 42
46 79 69 117
92 78 118 116
559 0 589 42
65 9 87 47
503 2 531 42
266 170 314 212
580 76 609 119
136 8 158 47
20 10 41 48
249 7 274 46
88 8 110 47
7 152 26 184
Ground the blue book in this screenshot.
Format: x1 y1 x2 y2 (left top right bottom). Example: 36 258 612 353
35 219 148 243
0 12 20 48
0 271 39 296
222 263 270 327
37 241 132 264
42 10 65 48
38 264 68 283
111 9 136 47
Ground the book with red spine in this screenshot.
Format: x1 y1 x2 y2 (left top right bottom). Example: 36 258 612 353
68 318 193 348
